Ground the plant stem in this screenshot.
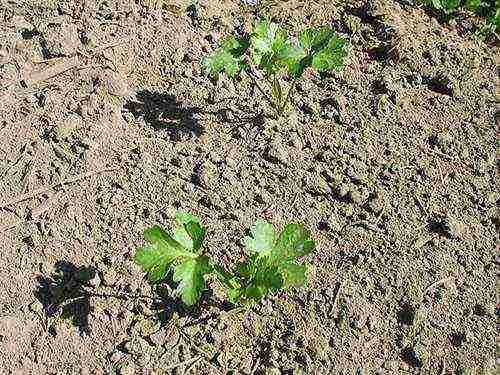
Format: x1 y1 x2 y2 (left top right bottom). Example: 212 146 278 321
210 261 237 289
280 80 296 115
246 70 279 115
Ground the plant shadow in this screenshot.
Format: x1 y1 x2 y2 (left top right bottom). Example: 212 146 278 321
123 90 204 141
35 260 235 335
35 261 95 336
123 89 268 142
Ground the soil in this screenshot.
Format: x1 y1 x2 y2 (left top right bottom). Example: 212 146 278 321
0 0 498 374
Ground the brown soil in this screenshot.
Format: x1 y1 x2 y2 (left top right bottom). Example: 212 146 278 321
0 0 498 374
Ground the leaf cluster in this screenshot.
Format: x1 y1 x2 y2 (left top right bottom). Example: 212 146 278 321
134 212 316 307
202 20 348 80
424 0 499 35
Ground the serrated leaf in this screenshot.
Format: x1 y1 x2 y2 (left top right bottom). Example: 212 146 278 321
172 225 193 251
172 256 210 306
272 223 315 262
278 43 308 78
311 35 348 72
287 27 348 75
299 27 336 51
279 262 307 287
134 226 188 283
242 219 276 254
176 210 201 224
172 222 206 253
203 36 249 79
173 211 206 252
250 20 289 76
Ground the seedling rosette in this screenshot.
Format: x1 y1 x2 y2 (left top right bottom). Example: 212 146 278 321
202 20 348 117
134 211 316 307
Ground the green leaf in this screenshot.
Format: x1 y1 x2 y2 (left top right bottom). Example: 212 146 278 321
430 0 443 9
281 27 348 75
172 211 206 252
272 223 315 262
250 20 290 76
299 27 336 51
202 36 250 79
465 0 481 11
172 256 210 306
279 262 307 287
134 216 210 306
311 35 348 72
134 226 188 283
229 221 316 306
242 219 276 254
443 0 460 11
176 210 201 224
278 43 308 79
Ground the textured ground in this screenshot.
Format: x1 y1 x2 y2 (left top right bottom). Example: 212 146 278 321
0 0 498 374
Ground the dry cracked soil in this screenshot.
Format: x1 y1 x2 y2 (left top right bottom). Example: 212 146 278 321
0 0 498 374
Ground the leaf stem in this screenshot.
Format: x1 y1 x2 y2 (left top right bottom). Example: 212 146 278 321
246 70 279 115
209 261 237 289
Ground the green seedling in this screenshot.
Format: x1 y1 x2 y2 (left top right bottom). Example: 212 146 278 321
423 0 499 36
134 211 316 307
202 20 348 117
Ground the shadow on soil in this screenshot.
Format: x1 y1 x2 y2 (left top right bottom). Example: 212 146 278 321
124 90 204 140
35 261 95 336
124 89 267 141
35 261 234 334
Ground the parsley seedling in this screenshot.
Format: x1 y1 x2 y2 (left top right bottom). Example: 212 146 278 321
202 20 348 117
134 211 210 306
424 0 499 37
134 212 316 307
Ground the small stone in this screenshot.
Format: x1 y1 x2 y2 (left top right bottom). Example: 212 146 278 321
103 269 118 286
384 360 399 370
57 112 82 140
12 16 33 34
446 217 466 239
354 315 367 330
124 337 150 356
109 349 127 363
89 272 101 288
304 171 330 196
338 183 350 197
80 30 97 48
120 364 136 375
132 318 158 337
29 300 44 313
344 15 362 33
148 330 166 346
368 193 385 213
184 67 194 78
350 190 364 205
106 74 131 97
266 135 290 164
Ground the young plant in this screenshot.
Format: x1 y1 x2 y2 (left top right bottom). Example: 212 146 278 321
423 0 499 36
202 20 348 117
222 219 315 306
134 211 316 307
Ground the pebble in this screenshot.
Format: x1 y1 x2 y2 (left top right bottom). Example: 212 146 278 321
103 269 118 286
106 74 131 97
89 272 102 288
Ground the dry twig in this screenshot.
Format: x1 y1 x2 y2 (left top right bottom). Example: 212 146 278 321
0 166 118 209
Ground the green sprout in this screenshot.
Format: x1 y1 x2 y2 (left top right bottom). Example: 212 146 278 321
202 20 348 117
134 211 316 307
